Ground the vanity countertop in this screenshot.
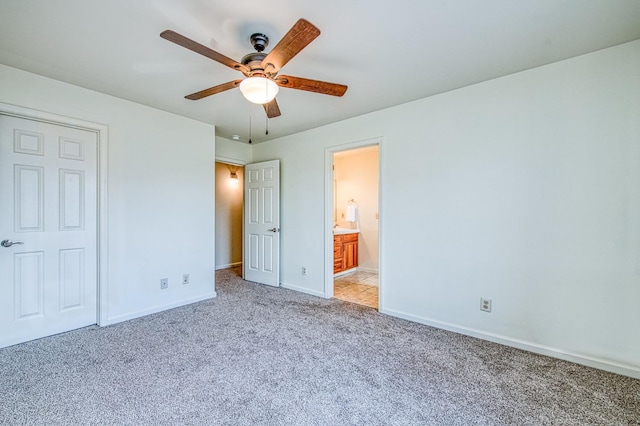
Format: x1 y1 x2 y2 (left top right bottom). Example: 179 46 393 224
333 228 360 235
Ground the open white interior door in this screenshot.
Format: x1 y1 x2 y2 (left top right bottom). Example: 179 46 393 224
0 114 97 348
243 160 280 287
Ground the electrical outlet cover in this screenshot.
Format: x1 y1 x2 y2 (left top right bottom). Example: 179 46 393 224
480 298 492 312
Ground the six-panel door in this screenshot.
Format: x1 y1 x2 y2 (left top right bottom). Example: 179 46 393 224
243 160 280 287
0 115 97 348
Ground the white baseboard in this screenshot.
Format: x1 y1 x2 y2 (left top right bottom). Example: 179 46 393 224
380 307 640 380
333 267 379 278
104 291 217 326
333 268 357 278
280 282 326 298
215 262 242 270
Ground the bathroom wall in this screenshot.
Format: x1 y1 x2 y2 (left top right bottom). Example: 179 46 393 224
214 162 243 269
334 146 379 272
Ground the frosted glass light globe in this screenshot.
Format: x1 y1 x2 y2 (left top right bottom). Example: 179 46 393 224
239 77 279 104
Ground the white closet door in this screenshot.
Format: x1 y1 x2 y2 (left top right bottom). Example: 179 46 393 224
0 115 97 348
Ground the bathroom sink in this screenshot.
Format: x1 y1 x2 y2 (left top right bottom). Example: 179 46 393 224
333 227 360 235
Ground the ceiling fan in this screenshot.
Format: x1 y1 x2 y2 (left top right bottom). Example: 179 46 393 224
160 18 348 118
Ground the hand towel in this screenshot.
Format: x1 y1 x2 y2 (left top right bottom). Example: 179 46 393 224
346 203 357 222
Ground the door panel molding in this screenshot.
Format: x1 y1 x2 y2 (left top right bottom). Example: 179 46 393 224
14 164 44 232
14 251 45 319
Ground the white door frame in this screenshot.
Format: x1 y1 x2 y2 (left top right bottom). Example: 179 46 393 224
324 137 383 306
0 102 109 326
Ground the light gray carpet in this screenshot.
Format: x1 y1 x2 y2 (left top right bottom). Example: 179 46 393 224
1 267 638 425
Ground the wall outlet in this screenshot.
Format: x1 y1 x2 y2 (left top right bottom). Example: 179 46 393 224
182 274 189 285
301 266 307 276
480 298 492 312
160 278 168 290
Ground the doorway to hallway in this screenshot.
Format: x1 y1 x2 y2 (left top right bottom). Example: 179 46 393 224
214 161 243 271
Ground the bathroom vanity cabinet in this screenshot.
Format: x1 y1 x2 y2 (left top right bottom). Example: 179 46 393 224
333 233 359 274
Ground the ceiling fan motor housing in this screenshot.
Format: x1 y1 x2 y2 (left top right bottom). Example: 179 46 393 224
241 52 268 75
250 33 269 52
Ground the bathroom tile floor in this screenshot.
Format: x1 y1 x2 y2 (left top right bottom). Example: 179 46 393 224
334 271 378 309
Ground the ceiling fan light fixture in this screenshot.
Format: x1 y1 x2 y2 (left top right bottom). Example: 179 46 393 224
239 76 279 104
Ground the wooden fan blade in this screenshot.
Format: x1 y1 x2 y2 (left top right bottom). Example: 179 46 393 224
261 19 320 74
185 80 242 100
161 30 248 73
275 75 347 97
263 99 281 118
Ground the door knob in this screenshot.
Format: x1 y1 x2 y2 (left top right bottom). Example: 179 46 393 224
1 239 24 248
267 228 279 232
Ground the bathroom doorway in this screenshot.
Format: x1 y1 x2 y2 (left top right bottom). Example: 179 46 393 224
326 142 380 309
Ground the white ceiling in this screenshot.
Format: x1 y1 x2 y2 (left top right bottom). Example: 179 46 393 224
1 1 639 144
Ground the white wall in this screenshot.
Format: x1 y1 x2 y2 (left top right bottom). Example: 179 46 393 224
215 136 252 165
252 40 640 377
215 162 243 269
0 64 216 324
334 146 379 272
